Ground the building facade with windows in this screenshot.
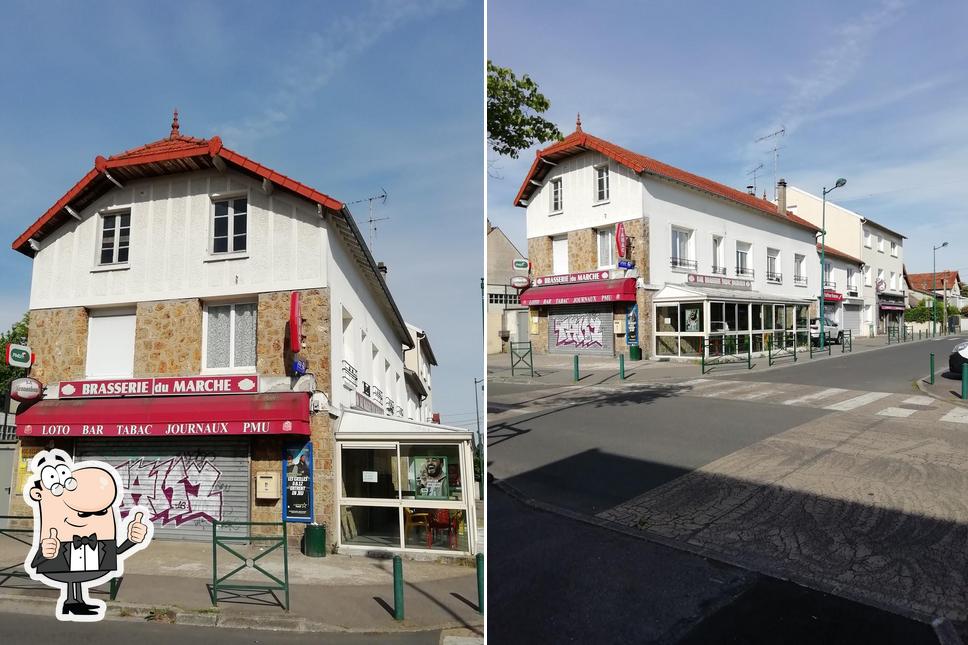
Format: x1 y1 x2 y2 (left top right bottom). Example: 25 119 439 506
8 116 477 556
486 221 528 354
515 121 822 359
907 270 966 311
404 323 436 423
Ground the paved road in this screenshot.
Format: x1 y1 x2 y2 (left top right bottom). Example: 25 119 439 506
0 611 439 644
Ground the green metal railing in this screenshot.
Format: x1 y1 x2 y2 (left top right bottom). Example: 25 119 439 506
211 520 289 611
767 331 798 366
510 342 534 377
0 515 122 600
841 329 853 353
701 334 751 374
887 326 900 344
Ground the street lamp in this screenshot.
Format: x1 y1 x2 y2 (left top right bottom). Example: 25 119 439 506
933 241 948 336
819 178 847 347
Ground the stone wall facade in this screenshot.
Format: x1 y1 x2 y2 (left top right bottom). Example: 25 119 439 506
133 299 202 376
528 236 552 277
27 307 88 383
567 228 596 273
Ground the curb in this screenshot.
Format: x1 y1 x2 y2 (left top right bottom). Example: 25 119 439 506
915 375 968 408
0 590 484 634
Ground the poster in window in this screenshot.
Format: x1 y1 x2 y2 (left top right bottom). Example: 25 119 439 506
684 306 701 332
409 456 449 499
283 442 314 522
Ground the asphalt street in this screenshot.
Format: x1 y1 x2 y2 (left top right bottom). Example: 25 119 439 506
0 612 440 644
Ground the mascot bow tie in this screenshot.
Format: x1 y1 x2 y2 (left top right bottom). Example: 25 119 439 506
72 534 98 548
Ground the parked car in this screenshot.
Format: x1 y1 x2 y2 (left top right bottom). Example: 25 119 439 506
809 317 842 345
950 340 968 378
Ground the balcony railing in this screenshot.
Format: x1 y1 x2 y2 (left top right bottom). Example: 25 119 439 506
671 257 698 270
794 274 808 286
735 266 754 278
824 280 837 290
766 271 782 283
711 265 726 275
342 360 358 390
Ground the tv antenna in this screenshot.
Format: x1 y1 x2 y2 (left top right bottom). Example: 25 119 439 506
348 188 389 253
755 126 785 200
746 163 764 195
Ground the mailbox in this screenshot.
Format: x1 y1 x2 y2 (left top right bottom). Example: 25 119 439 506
256 471 281 500
613 319 624 334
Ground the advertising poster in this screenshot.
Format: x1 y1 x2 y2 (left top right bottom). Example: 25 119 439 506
283 442 313 522
409 456 449 499
684 305 701 332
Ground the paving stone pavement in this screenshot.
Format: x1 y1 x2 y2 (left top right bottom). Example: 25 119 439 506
598 393 968 621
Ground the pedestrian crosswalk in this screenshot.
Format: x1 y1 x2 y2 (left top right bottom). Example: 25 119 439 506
676 378 968 425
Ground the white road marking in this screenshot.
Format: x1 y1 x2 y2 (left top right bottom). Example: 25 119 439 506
700 383 761 398
877 407 916 418
782 388 846 406
940 408 968 425
902 396 934 407
734 389 782 401
677 379 710 387
824 392 891 411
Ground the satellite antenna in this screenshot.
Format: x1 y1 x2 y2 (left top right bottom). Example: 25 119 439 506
746 163 765 195
755 126 786 200
347 188 389 253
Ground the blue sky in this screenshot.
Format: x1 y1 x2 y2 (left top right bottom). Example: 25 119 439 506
0 1 484 431
488 0 968 278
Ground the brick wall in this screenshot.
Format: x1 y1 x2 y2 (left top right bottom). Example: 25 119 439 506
133 299 202 376
28 307 88 383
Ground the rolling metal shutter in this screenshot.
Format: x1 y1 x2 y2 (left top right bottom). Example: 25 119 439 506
548 305 614 355
843 305 862 336
76 438 249 542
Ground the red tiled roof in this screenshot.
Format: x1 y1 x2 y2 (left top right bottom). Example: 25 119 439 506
816 243 862 265
907 270 962 292
13 116 343 255
514 127 820 234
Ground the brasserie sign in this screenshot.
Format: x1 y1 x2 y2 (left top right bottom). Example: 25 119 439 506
20 419 299 438
58 375 259 399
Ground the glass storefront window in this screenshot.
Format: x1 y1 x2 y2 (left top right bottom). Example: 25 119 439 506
657 306 678 332
764 304 774 330
340 506 401 547
785 305 795 330
752 304 763 331
796 305 808 329
772 305 785 330
724 303 736 331
737 304 749 331
400 444 462 502
680 336 702 356
341 447 400 499
403 507 469 552
711 302 725 332
656 336 677 355
679 303 703 333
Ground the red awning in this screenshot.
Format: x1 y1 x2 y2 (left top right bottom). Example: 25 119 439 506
520 278 637 306
16 392 310 438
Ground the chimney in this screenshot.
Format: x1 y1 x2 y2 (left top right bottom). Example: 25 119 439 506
377 262 388 275
776 178 787 214
747 185 755 195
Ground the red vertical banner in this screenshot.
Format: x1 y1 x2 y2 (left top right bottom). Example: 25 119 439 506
289 292 302 353
615 221 627 258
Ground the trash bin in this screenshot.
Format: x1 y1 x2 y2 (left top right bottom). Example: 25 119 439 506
629 345 642 361
303 523 326 557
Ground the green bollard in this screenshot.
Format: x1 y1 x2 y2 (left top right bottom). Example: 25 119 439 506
476 553 484 615
619 354 625 380
393 555 404 621
930 353 935 385
573 355 579 382
963 364 967 401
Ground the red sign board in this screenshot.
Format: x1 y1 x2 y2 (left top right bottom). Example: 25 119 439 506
290 291 302 354
58 375 259 399
19 419 298 438
534 271 611 286
823 290 844 302
616 222 627 258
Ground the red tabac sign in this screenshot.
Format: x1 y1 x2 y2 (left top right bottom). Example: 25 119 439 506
823 290 844 302
616 222 627 258
19 419 299 438
289 291 302 354
58 375 259 399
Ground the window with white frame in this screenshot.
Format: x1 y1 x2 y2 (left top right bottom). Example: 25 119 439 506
212 196 247 254
864 231 872 248
712 236 725 274
864 266 872 286
824 262 833 287
205 302 257 370
847 268 856 292
794 254 806 285
594 165 609 202
890 240 897 257
86 311 136 378
877 268 885 287
671 227 694 269
766 248 780 282
552 235 568 274
98 211 130 265
735 241 752 276
597 227 616 268
890 271 897 290
549 178 563 213
877 236 884 253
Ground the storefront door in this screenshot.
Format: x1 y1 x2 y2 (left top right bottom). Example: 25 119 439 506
547 305 614 355
76 438 250 541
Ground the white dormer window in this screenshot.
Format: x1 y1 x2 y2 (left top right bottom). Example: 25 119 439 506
594 165 609 203
98 211 130 265
212 196 247 254
550 178 563 213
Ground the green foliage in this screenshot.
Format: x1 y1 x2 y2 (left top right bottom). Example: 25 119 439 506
0 313 29 395
487 61 562 158
904 300 960 323
961 305 968 317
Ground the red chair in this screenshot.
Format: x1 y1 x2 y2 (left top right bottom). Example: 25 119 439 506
427 509 457 549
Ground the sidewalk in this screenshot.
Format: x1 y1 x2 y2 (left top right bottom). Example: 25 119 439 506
488 333 945 388
0 537 483 635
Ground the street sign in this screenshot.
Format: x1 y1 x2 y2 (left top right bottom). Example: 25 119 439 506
6 343 32 368
10 377 43 402
512 258 529 271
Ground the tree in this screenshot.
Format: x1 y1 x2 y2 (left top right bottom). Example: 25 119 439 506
487 61 562 159
0 313 29 396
